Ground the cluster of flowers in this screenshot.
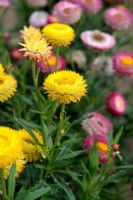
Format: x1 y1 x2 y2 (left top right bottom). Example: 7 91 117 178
0 126 44 178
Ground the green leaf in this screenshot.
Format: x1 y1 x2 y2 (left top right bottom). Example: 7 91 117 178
113 127 123 144
52 175 76 200
7 163 16 200
56 150 84 161
24 187 51 200
88 140 99 173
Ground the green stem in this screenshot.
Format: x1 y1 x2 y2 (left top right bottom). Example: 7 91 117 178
0 169 8 200
55 47 60 71
32 61 46 145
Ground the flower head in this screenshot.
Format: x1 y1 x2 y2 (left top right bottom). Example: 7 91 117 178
43 70 87 104
10 48 24 62
38 54 66 74
113 52 133 76
18 129 44 162
0 127 23 169
106 92 126 116
104 7 133 30
80 30 116 51
20 26 52 61
42 23 75 47
0 72 17 102
80 0 103 13
82 112 112 136
52 1 82 25
83 134 108 164
0 0 11 8
29 11 49 27
0 63 4 73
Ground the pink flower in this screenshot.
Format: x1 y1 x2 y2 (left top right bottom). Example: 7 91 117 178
83 134 108 164
0 0 11 8
106 92 126 116
29 11 49 27
104 7 133 30
82 112 112 136
37 54 67 74
80 0 103 14
10 48 24 62
52 1 82 25
47 15 59 24
80 30 116 51
113 52 133 76
27 0 48 7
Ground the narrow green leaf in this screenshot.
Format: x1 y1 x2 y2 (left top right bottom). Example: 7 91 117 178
52 175 76 200
7 164 16 200
24 187 50 200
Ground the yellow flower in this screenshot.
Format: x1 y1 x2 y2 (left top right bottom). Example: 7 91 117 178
0 127 24 169
42 23 75 47
18 129 44 162
0 73 17 102
19 26 52 61
0 64 4 73
20 25 41 41
4 154 26 178
43 70 87 104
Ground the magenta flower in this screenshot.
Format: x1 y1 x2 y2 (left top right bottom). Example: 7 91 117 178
106 92 126 116
80 0 103 14
10 48 24 62
37 54 67 74
82 112 112 136
80 30 116 51
104 7 133 30
52 1 82 25
29 11 49 27
0 0 11 8
113 52 133 76
83 134 108 164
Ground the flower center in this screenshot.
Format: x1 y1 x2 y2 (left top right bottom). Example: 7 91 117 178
44 56 57 68
120 56 133 66
85 0 93 3
115 97 124 110
92 33 105 41
114 13 124 19
97 142 108 153
56 77 75 85
0 78 4 84
63 8 71 14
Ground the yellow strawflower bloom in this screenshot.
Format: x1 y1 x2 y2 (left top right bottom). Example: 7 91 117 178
43 70 87 104
0 72 17 102
18 129 44 162
20 25 41 40
4 154 26 178
42 23 75 47
19 25 52 61
0 127 24 169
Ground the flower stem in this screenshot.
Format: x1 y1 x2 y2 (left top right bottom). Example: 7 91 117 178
55 47 60 71
0 169 8 200
32 61 46 145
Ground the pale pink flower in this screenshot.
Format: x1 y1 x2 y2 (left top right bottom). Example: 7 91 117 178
52 1 82 25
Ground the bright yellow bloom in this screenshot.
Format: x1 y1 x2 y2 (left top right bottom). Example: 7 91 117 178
43 70 87 104
4 154 26 178
19 26 52 61
20 25 41 41
0 64 4 73
0 127 24 169
42 23 75 47
0 73 17 102
18 129 44 162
